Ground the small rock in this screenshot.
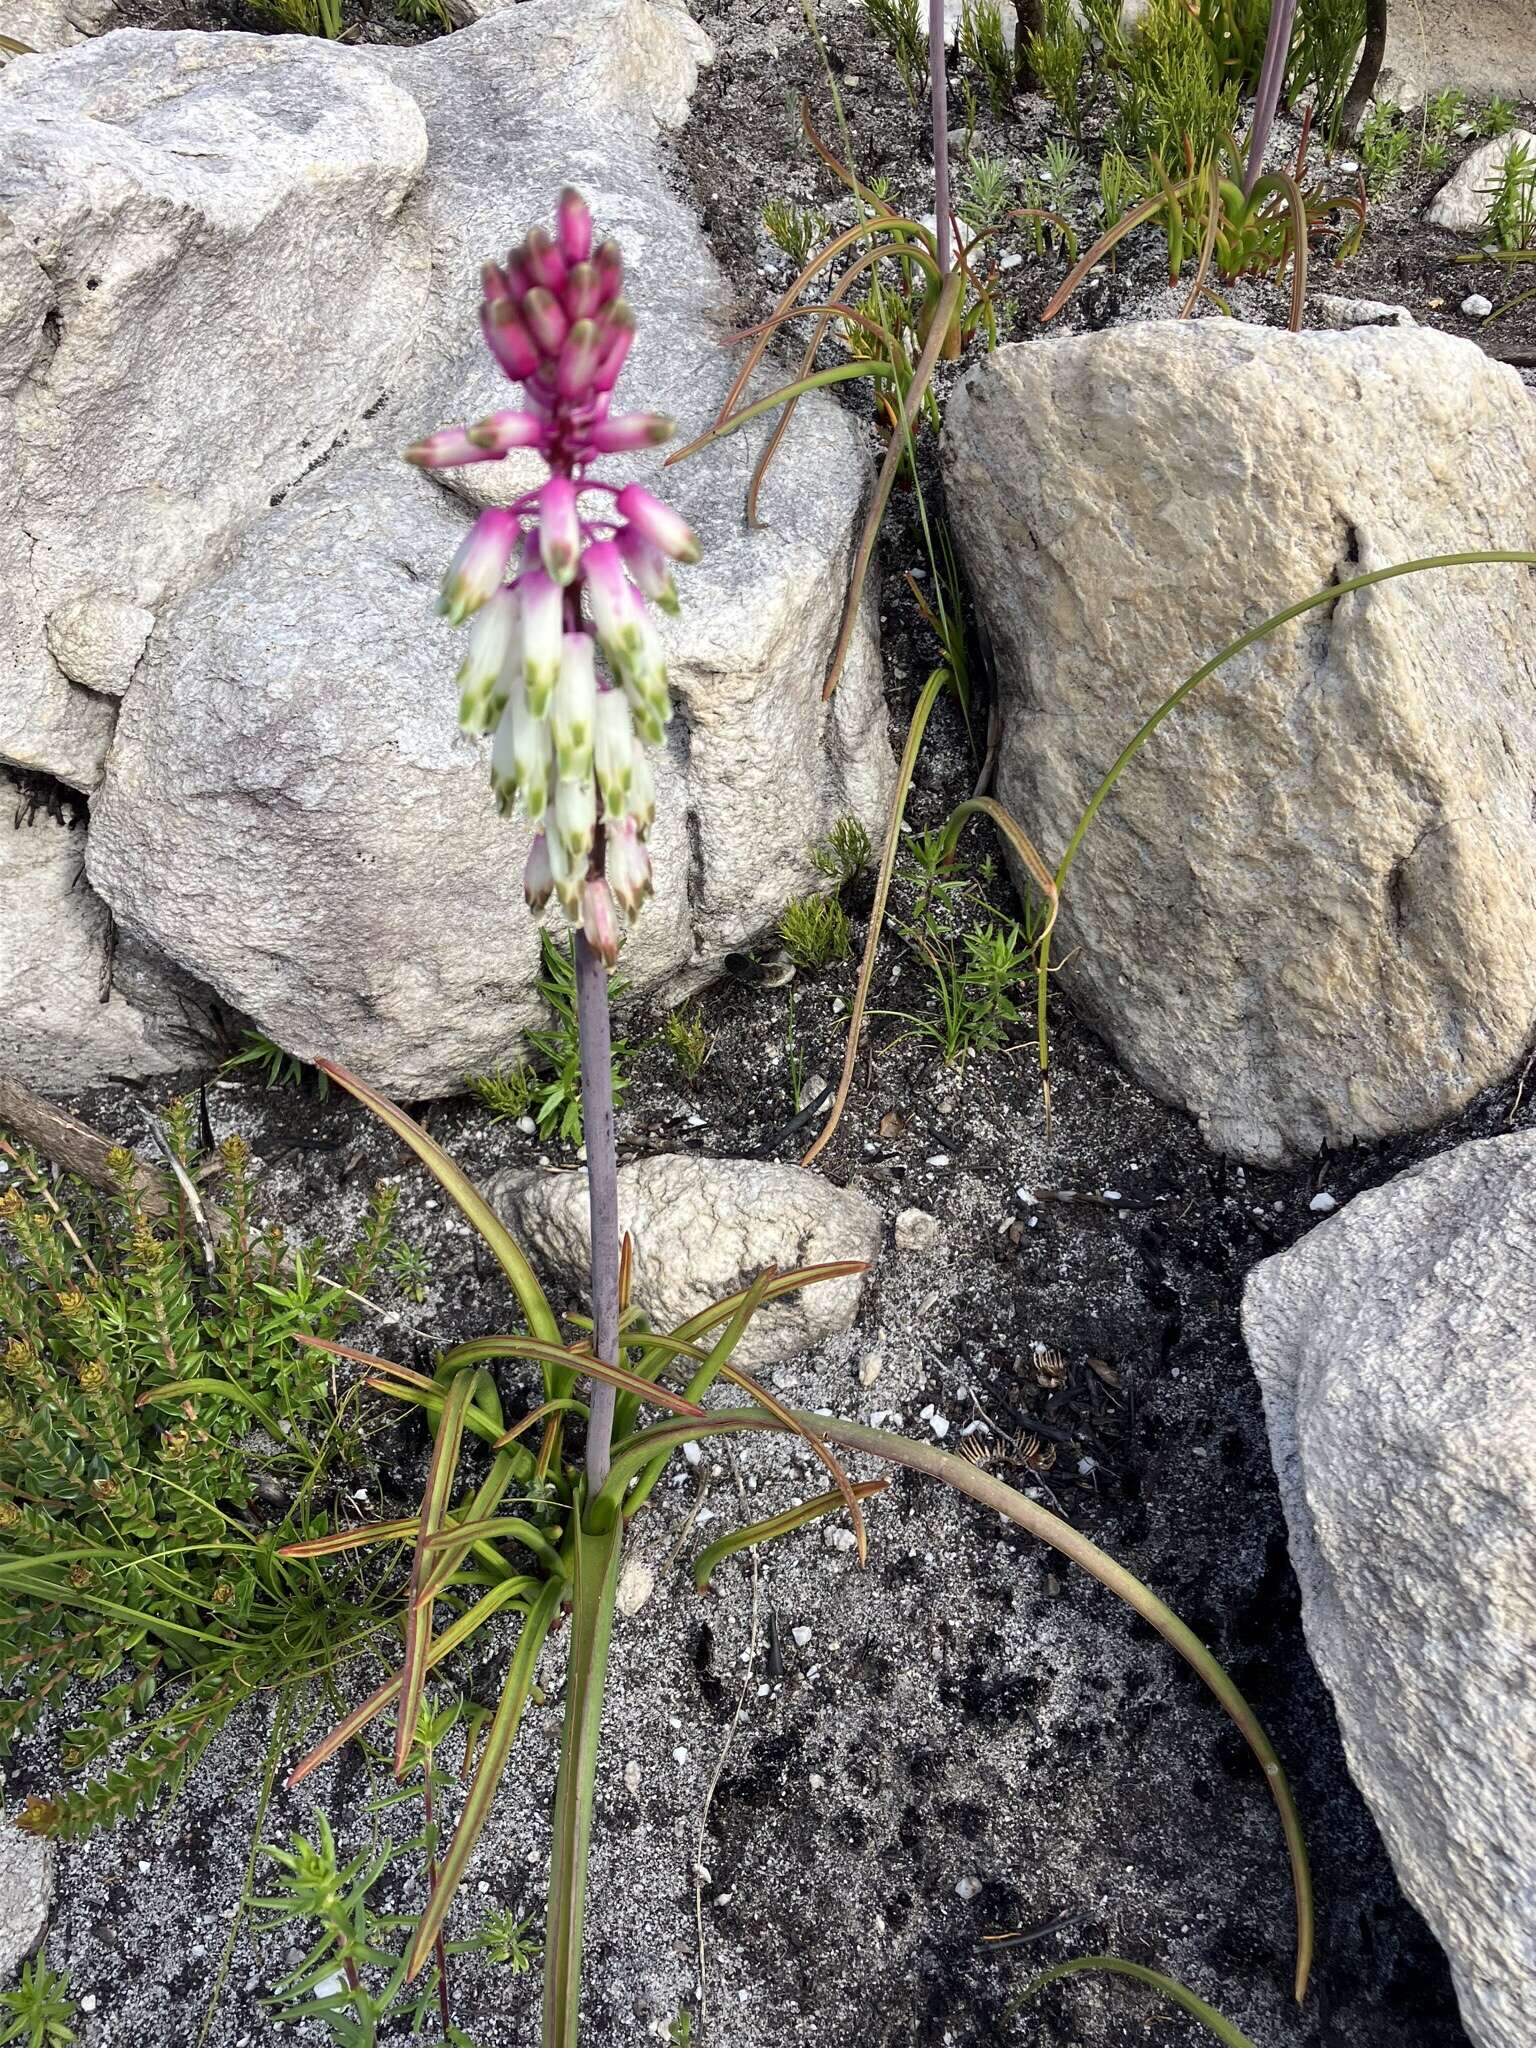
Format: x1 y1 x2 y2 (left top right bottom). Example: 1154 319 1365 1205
1309 1191 1339 1214
616 1559 655 1618
791 1625 812 1648
1313 293 1414 330
624 1759 642 1796
1428 132 1536 235
857 1348 884 1389
823 1525 858 1554
491 1155 880 1368
955 1875 982 1902
1461 294 1494 319
894 1206 941 1253
0 1828 52 1978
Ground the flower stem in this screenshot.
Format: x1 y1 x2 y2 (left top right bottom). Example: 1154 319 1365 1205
928 0 951 276
573 930 620 1489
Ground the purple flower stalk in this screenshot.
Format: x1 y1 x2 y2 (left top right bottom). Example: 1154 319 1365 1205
406 187 698 966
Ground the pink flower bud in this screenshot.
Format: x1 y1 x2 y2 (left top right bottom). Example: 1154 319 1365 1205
525 225 568 295
580 540 645 667
615 484 700 564
592 303 635 394
580 876 621 964
504 244 533 300
556 320 604 401
519 569 563 715
404 425 503 470
592 240 624 308
483 299 541 381
563 262 602 322
617 526 680 614
557 188 594 267
605 818 653 922
522 287 569 358
439 507 519 626
584 412 675 455
482 260 512 304
524 830 554 911
464 410 547 457
537 477 581 586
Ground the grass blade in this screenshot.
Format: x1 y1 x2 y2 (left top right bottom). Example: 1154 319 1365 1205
317 1060 562 1350
692 1480 887 1591
541 1513 623 2047
406 1575 565 1978
1006 1956 1259 2045
395 1370 480 1776
443 1336 707 1419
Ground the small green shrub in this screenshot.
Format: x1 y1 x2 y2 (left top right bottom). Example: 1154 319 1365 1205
1479 94 1517 137
1026 0 1088 137
222 1030 327 1096
778 893 853 971
1483 138 1536 250
860 0 926 105
0 1109 395 1839
0 1956 77 2048
762 198 832 269
957 151 1014 231
960 0 1014 118
1360 101 1412 195
662 1005 711 1081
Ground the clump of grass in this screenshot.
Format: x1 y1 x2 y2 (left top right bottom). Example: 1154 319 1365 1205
663 1005 711 1081
811 815 874 886
222 1030 327 1096
778 893 853 971
1108 0 1239 166
1025 0 1088 138
1360 100 1412 196
393 0 451 23
257 0 343 34
860 0 926 105
1479 95 1517 137
762 197 832 268
464 1060 538 1122
959 0 1014 119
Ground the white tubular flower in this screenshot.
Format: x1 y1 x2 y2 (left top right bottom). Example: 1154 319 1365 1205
523 830 554 911
614 483 700 563
593 688 635 814
605 818 653 921
622 743 655 833
551 633 597 784
617 525 679 615
501 683 552 820
553 773 596 872
456 587 519 733
520 571 563 718
580 539 647 675
547 808 583 917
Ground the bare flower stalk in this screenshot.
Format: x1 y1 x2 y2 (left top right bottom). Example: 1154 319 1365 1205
573 930 620 1485
929 0 951 274
1243 0 1300 197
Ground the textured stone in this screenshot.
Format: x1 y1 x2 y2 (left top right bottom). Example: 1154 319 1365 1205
0 29 430 786
0 771 200 1088
1312 293 1415 329
87 0 890 1096
489 1155 881 1369
1385 0 1536 105
942 322 1536 1164
2 0 114 57
0 1826 52 1978
1243 1131 1536 2048
1426 130 1536 235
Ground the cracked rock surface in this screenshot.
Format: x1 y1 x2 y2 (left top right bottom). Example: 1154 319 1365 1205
943 321 1536 1165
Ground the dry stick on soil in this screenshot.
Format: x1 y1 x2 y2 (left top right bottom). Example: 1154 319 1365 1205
0 1078 168 1213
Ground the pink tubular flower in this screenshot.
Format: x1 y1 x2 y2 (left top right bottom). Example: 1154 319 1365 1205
406 187 696 948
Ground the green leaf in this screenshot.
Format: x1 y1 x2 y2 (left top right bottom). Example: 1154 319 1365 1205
395 1368 481 1774
1006 1956 1259 2045
692 1480 887 1592
405 1575 564 1978
540 1512 623 2047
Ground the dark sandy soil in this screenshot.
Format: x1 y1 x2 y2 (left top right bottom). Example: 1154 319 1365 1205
8 4 1536 2045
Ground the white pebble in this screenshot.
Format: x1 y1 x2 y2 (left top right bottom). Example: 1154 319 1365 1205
955 1875 982 1902
682 1440 702 1466
925 1153 951 1168
1462 294 1493 318
792 1625 812 1648
81 1997 98 2016
895 1206 941 1253
929 1414 951 1440
858 1348 884 1389
673 1746 690 1766
1309 1190 1339 1213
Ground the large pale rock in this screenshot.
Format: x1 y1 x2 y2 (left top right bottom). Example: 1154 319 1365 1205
2 0 114 57
1243 1132 1536 2048
490 1155 881 1368
86 0 890 1096
0 1826 52 1978
0 30 430 786
1385 0 1536 105
1427 130 1536 235
943 322 1536 1165
0 771 198 1088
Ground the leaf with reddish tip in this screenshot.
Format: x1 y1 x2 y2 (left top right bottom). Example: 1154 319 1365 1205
395 1369 481 1777
693 1481 887 1592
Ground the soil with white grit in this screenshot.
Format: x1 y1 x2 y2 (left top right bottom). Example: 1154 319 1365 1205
10 2 1536 2045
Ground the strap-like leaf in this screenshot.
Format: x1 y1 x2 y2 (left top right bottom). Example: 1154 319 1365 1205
1006 1956 1259 2045
316 1060 562 1348
395 1370 480 1776
406 1575 565 1978
693 1481 887 1592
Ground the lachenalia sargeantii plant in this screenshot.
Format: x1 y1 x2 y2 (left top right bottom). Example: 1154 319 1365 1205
284 190 1316 2047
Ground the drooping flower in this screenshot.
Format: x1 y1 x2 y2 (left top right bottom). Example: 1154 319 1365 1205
405 187 699 964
